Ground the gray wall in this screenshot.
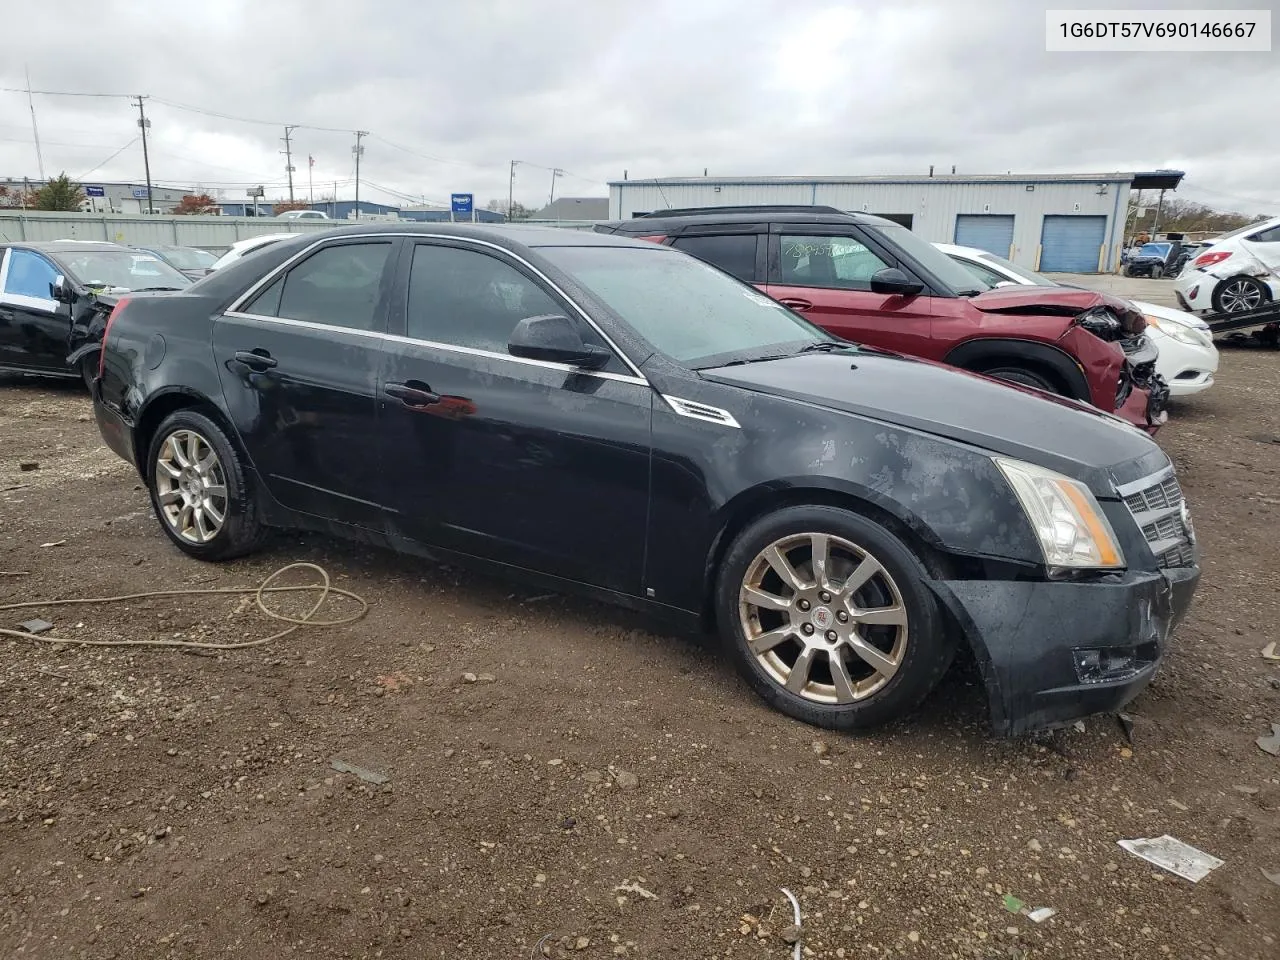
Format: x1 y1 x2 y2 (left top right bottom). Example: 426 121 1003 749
0 211 339 253
609 178 1132 272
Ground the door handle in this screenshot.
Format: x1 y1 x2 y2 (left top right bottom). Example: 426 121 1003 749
233 349 277 370
385 381 441 407
778 298 812 312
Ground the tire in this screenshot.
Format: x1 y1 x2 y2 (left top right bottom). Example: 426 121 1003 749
715 504 955 731
145 409 265 561
978 366 1059 394
1212 276 1269 314
79 356 96 391
1123 266 1135 277
1152 264 1164 279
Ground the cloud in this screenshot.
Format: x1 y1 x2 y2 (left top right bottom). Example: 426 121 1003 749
1 0 1275 213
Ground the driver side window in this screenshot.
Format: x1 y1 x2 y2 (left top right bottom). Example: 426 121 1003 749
407 244 612 363
949 256 1007 288
779 234 891 290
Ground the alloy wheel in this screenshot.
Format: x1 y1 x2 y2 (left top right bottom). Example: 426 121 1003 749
738 533 909 704
1220 279 1264 313
154 429 229 544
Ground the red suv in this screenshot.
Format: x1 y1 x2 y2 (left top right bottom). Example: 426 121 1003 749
596 206 1167 432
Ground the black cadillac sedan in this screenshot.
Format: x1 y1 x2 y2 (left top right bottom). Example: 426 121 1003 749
92 224 1199 736
0 240 190 384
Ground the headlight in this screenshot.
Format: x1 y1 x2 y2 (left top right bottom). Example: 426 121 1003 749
994 458 1125 570
1146 315 1208 346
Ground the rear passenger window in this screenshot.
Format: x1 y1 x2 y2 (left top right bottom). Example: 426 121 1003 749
247 242 391 332
406 244 562 353
671 234 758 282
1251 226 1280 243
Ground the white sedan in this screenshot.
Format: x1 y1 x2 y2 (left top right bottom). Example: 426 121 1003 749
937 242 1219 398
1173 216 1280 315
209 233 298 271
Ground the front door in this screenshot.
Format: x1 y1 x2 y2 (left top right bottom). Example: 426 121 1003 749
378 240 652 594
212 238 398 529
0 248 71 374
764 227 935 358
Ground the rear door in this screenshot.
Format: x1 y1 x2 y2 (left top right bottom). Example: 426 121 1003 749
213 237 398 529
763 225 935 357
0 247 71 374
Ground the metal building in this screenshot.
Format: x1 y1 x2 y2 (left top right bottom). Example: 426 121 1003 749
609 171 1183 272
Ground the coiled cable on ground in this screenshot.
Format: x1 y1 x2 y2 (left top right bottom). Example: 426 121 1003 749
0 561 367 650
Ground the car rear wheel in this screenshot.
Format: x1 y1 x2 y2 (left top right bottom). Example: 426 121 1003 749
1213 276 1268 314
146 410 264 561
716 505 954 730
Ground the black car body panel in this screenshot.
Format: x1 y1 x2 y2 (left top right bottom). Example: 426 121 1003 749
93 223 1199 736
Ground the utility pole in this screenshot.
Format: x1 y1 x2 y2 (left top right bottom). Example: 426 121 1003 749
549 168 564 208
281 125 297 203
1151 188 1167 240
308 154 314 205
352 131 367 220
133 95 154 214
25 64 45 181
507 160 520 221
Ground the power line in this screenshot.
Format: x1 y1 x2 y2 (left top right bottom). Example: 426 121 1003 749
368 134 472 167
77 138 140 180
149 96 356 135
0 87 132 98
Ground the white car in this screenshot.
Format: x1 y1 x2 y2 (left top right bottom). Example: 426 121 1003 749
937 242 1218 398
277 209 330 220
1174 216 1280 315
209 233 298 271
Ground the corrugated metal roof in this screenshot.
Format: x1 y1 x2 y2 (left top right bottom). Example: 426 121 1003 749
610 173 1142 187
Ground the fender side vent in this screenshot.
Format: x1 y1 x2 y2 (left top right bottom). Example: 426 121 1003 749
662 395 741 429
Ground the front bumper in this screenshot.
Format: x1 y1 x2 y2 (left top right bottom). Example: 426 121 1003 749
930 565 1199 737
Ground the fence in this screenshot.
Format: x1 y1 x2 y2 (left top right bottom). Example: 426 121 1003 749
0 211 335 252
0 211 608 252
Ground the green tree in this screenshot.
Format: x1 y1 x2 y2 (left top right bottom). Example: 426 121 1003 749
28 173 86 211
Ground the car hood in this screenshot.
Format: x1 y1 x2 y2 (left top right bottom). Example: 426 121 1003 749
1132 300 1210 330
965 285 1123 315
699 350 1166 492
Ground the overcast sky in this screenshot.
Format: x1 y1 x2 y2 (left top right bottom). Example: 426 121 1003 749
1 0 1276 213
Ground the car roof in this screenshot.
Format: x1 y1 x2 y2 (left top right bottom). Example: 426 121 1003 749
604 207 900 230
12 241 128 255
249 223 658 252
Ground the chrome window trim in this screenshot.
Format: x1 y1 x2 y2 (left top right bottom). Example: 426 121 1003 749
223 311 387 341
383 332 648 385
222 311 649 386
224 231 648 382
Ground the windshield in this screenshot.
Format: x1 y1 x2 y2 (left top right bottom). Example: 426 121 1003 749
976 251 1058 286
870 223 990 295
61 250 191 291
538 245 832 366
158 247 217 270
1139 243 1171 257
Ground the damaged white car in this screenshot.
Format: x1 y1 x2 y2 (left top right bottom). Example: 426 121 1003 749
1175 216 1280 315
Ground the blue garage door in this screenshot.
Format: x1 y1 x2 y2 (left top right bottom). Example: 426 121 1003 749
1039 215 1108 272
954 215 1015 257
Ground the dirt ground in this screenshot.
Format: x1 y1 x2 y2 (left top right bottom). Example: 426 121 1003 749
2 282 1278 959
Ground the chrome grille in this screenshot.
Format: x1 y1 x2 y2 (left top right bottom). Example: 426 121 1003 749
1117 468 1195 569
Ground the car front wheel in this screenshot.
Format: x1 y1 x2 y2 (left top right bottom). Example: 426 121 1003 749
146 410 264 560
716 505 954 730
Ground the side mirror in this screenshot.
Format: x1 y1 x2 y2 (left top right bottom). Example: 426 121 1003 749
51 275 74 304
869 267 924 297
508 314 611 370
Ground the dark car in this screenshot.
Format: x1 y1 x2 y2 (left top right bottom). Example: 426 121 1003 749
595 206 1166 433
132 243 219 280
0 241 190 384
1124 241 1184 278
92 224 1198 737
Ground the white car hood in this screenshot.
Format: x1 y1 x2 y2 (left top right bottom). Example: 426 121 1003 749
1131 300 1209 330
